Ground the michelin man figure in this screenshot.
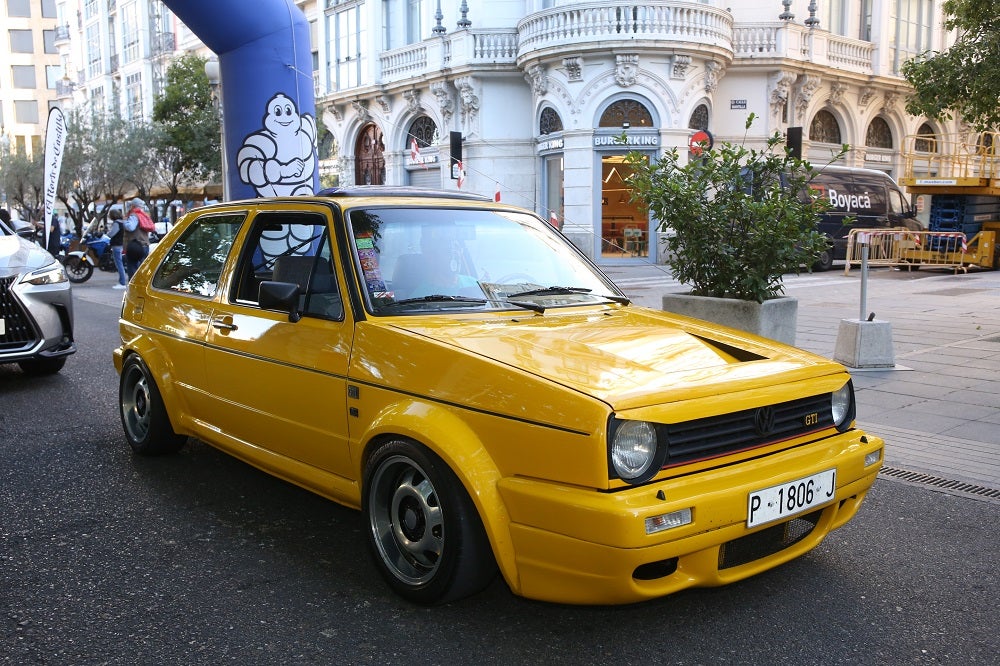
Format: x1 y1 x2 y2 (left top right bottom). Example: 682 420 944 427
237 93 317 197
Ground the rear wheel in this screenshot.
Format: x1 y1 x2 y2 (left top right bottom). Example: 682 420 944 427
363 440 497 604
119 356 186 455
64 256 93 283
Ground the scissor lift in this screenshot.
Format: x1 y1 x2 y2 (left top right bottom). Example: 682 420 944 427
891 130 1000 271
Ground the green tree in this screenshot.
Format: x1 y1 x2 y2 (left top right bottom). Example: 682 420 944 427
0 147 44 224
624 115 838 303
152 53 221 202
901 0 1000 130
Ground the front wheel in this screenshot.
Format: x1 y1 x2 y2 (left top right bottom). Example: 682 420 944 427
363 440 497 604
64 256 93 283
119 356 186 455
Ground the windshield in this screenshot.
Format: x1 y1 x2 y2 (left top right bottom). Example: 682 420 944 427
347 206 622 314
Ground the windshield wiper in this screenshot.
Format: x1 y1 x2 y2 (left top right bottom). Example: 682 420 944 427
381 294 488 309
506 286 630 306
507 286 593 298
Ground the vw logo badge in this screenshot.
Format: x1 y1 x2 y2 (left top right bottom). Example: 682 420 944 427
754 406 775 436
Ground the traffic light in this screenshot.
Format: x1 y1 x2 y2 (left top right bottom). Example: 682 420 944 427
787 127 802 159
450 131 463 180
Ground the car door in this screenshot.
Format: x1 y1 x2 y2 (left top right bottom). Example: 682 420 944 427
201 205 354 479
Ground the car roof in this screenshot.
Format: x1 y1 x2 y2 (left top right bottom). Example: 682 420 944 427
316 185 491 201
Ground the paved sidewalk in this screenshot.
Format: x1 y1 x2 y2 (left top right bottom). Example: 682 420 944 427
605 261 1000 497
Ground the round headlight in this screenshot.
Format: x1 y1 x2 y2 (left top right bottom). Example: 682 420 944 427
611 420 659 482
831 382 854 430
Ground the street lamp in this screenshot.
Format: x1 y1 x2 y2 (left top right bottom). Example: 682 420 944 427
204 56 229 201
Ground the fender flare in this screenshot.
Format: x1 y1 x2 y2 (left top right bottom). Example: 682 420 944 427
358 399 523 595
66 250 93 265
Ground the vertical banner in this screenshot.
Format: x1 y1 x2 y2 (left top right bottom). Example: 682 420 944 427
43 107 67 245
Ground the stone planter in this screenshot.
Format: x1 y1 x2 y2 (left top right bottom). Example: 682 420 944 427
661 293 799 346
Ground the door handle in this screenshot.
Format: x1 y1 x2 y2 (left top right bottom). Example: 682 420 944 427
211 318 238 332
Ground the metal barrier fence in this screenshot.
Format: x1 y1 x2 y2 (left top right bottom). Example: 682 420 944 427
843 228 971 274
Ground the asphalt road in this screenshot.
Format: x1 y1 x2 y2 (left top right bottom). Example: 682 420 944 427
1 279 998 665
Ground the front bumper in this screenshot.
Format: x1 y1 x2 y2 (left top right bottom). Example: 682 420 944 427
497 429 883 604
0 276 75 365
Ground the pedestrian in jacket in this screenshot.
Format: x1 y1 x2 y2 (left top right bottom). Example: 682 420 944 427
123 198 152 278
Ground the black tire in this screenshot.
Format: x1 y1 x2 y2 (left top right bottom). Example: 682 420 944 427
17 356 66 375
363 439 497 604
812 247 834 272
64 256 93 283
119 356 186 455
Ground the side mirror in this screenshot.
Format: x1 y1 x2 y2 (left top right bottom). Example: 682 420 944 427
258 281 302 322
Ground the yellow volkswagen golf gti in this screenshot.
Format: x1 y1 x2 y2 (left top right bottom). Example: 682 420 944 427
114 187 883 605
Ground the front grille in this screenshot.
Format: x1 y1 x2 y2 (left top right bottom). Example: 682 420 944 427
659 393 833 467
0 275 36 350
718 509 822 570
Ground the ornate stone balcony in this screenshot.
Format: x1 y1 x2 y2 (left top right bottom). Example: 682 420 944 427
515 1 734 66
733 22 875 76
373 6 880 92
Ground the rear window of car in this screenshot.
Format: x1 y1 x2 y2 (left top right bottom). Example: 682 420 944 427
151 212 246 297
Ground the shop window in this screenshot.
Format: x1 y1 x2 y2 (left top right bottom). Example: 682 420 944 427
599 99 653 128
540 108 563 135
914 122 937 153
809 110 842 144
406 115 437 148
865 117 893 149
688 104 709 131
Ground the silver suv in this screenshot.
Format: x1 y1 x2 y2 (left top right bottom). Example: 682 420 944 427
0 216 76 375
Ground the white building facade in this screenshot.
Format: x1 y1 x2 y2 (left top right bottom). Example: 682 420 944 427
51 0 177 122
314 0 956 263
1 0 61 159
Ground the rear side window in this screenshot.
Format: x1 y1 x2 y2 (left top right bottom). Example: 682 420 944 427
151 213 246 297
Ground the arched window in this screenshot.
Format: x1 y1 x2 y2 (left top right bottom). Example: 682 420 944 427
688 104 709 131
809 110 842 144
865 117 893 148
539 107 563 135
599 99 653 128
406 115 437 148
914 122 937 153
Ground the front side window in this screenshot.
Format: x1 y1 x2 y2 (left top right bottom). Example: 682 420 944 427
348 206 618 314
152 213 246 298
230 212 343 320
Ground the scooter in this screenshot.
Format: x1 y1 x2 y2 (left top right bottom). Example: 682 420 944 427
63 233 114 283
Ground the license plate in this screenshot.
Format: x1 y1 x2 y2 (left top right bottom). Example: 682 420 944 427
747 469 836 528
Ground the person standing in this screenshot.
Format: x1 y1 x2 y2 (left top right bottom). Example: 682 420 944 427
122 198 152 278
107 208 128 288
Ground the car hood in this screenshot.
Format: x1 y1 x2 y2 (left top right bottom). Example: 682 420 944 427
0 234 57 277
390 306 844 410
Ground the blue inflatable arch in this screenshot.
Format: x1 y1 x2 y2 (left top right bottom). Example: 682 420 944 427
163 0 317 200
